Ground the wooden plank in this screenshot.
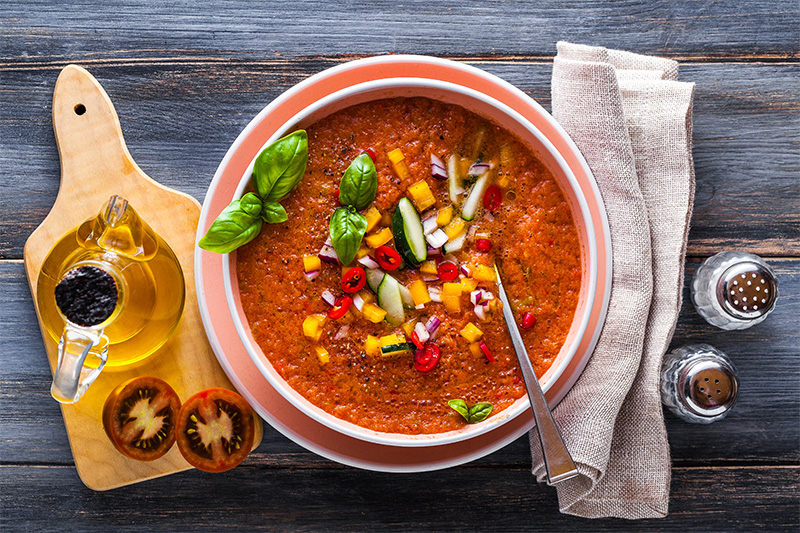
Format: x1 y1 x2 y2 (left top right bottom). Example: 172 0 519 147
0 62 797 259
0 463 797 531
3 259 798 466
2 0 798 62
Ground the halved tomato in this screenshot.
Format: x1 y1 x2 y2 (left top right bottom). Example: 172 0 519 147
102 376 181 461
176 388 255 473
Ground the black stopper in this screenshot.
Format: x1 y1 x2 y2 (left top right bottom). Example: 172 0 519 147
54 265 118 327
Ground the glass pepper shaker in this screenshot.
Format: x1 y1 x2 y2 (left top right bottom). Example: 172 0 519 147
660 344 739 423
691 251 778 330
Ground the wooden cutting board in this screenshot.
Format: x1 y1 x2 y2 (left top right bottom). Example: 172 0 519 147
23 65 261 491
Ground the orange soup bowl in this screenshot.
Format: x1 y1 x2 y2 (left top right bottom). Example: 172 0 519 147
204 59 611 449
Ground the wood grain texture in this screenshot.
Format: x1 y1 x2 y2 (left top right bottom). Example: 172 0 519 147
1 62 797 259
2 0 798 62
0 464 797 531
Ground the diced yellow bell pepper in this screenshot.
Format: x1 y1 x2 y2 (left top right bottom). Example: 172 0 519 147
387 148 405 164
314 345 330 364
302 314 328 342
469 342 483 359
365 227 393 248
460 322 484 343
356 247 371 260
407 180 436 212
443 218 466 240
460 277 479 292
496 174 511 189
401 318 417 337
409 279 431 306
362 303 387 323
419 260 438 275
472 264 497 282
364 335 381 357
357 289 375 305
364 206 382 233
303 255 321 273
437 205 453 226
442 282 463 314
380 333 405 347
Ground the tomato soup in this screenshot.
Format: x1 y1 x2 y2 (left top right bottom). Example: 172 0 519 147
236 97 581 434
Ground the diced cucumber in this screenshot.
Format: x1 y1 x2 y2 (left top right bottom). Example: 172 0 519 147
460 172 490 221
398 283 415 309
443 231 467 255
380 342 416 356
366 269 386 293
448 154 465 203
377 274 405 326
392 198 427 267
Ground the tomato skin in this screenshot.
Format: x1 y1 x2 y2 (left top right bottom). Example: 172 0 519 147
176 388 255 473
102 376 181 461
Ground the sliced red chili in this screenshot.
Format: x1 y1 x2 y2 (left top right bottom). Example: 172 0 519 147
476 238 492 252
437 261 458 282
375 246 402 270
364 147 377 164
410 331 424 350
333 184 340 203
521 312 536 330
414 343 441 373
483 185 502 211
479 341 495 362
327 295 353 320
341 267 366 293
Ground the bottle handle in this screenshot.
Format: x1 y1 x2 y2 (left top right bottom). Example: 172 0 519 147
51 325 107 404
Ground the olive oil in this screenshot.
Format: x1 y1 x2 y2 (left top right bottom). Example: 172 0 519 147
38 196 185 369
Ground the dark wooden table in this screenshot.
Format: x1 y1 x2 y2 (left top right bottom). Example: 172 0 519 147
2 1 798 530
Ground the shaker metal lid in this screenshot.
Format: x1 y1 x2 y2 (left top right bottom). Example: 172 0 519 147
716 260 777 320
680 357 739 417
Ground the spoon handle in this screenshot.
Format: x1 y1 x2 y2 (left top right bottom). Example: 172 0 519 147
493 264 579 485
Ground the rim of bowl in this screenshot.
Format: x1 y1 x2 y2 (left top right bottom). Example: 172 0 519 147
221 77 597 447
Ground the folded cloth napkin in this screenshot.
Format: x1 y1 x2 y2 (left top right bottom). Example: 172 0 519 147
529 42 696 519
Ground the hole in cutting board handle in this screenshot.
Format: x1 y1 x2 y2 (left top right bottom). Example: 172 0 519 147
74 104 86 115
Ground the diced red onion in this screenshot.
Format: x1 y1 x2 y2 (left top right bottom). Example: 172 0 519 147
470 290 482 306
459 264 471 277
321 290 336 306
333 325 349 340
414 322 431 343
304 270 320 281
427 246 442 257
415 303 426 310
422 275 440 282
431 154 447 180
441 254 458 265
428 287 442 303
468 161 492 177
474 303 487 321
352 292 365 311
425 316 441 333
358 255 380 269
467 224 478 239
318 243 340 264
483 211 495 223
483 291 494 301
422 215 438 235
426 228 448 248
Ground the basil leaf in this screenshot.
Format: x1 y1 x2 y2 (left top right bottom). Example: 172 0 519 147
330 206 367 265
198 195 263 253
467 402 493 423
253 130 309 202
261 201 288 224
339 153 377 210
447 399 469 420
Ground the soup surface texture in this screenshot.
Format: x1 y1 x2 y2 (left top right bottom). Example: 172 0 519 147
236 97 581 434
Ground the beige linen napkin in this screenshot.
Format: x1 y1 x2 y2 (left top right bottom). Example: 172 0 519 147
529 42 696 519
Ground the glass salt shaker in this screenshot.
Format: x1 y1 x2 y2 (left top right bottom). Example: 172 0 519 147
660 344 739 423
691 251 778 330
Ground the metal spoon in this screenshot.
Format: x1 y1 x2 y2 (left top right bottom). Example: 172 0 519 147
493 264 579 485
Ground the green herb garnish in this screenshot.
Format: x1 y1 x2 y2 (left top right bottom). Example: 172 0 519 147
199 130 308 254
330 206 367 266
329 153 378 263
448 399 493 424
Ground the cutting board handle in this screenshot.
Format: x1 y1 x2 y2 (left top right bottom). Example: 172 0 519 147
52 65 145 192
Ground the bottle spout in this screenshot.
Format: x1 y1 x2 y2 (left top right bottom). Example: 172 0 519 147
76 195 158 260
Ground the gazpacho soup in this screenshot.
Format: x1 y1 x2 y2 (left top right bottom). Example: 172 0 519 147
235 97 582 435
